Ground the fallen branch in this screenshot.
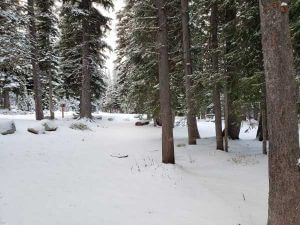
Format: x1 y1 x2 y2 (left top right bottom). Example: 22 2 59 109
110 154 129 159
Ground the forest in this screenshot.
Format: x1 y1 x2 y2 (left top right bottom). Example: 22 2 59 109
0 0 300 225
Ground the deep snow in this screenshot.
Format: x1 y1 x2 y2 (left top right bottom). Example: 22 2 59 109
0 112 268 225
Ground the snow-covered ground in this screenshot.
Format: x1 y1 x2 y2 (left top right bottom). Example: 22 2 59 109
0 112 268 225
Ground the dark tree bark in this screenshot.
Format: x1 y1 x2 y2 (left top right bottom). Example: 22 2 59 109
48 70 55 119
180 0 200 145
211 0 224 151
0 90 3 108
259 1 300 224
156 0 175 164
3 89 10 110
227 112 241 139
28 0 44 120
256 112 263 140
80 0 92 119
262 103 267 155
224 84 229 152
225 1 241 140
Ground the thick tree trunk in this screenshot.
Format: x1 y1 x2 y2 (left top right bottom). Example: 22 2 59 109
259 1 300 224
0 90 3 108
80 0 92 119
28 0 44 120
211 1 224 151
3 89 10 110
227 108 241 140
225 1 241 140
156 0 175 164
180 0 200 145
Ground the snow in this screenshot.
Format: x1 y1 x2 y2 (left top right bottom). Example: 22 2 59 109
0 120 15 133
0 112 268 225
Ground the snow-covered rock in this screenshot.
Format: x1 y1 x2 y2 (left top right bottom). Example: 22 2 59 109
0 120 16 135
70 122 91 131
42 120 58 131
28 120 58 134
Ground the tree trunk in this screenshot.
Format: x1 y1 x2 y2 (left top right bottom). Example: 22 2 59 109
262 103 267 155
156 0 175 164
224 83 229 152
225 1 241 140
0 90 3 108
3 89 10 110
48 70 55 119
257 112 263 141
28 0 44 120
80 0 92 119
259 1 300 224
180 0 200 145
227 109 241 140
211 1 224 151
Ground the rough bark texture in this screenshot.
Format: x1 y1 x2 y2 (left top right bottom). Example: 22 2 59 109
3 89 10 110
28 0 44 121
181 0 200 145
80 0 92 119
156 0 175 164
225 1 241 140
48 70 54 119
259 1 300 224
211 1 224 151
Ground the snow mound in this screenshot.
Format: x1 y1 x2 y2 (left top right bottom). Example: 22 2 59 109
70 122 91 131
0 120 16 135
27 120 58 134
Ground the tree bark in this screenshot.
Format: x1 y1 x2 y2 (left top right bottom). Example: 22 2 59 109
3 89 10 110
48 70 55 119
224 83 229 152
28 0 44 120
225 1 241 140
262 103 267 155
180 0 200 145
156 0 175 164
259 1 300 224
80 0 92 119
211 0 224 151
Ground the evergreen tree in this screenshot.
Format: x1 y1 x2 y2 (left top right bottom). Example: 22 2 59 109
0 0 29 109
59 0 112 118
36 0 59 119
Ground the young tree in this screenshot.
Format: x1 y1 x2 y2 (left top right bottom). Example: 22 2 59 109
28 0 44 120
259 1 300 224
181 0 200 145
156 0 175 164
